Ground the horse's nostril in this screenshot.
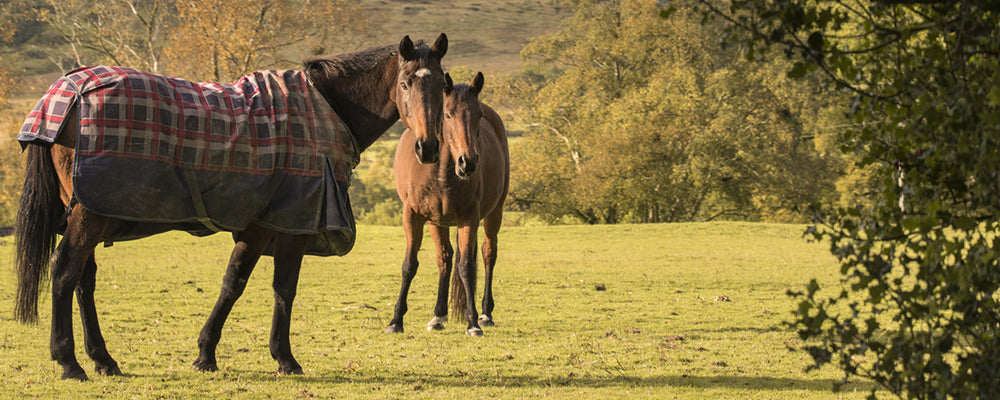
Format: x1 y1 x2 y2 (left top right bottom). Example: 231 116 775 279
415 138 439 164
458 155 478 174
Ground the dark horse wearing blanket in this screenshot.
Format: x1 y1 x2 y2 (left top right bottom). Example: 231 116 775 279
13 34 448 381
387 72 509 336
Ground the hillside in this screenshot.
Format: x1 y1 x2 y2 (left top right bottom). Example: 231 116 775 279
362 0 566 73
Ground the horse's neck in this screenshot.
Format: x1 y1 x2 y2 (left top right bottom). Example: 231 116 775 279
335 99 399 153
308 54 400 153
341 86 400 153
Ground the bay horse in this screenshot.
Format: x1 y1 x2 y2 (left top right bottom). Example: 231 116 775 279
386 72 509 336
13 34 448 381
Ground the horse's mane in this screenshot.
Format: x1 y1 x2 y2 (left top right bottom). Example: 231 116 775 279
304 43 396 79
303 40 432 83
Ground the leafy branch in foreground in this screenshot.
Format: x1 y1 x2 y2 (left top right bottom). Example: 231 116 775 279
687 0 1000 398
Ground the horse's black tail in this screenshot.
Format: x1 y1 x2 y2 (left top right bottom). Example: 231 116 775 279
14 143 63 324
450 255 476 322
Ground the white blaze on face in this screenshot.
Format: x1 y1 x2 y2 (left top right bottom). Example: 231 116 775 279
414 68 432 78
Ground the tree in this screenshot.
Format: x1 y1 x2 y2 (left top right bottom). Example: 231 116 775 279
44 0 173 72
42 0 376 81
165 0 375 82
690 0 1000 397
497 0 841 224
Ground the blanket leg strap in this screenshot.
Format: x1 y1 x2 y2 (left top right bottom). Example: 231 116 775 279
183 165 224 233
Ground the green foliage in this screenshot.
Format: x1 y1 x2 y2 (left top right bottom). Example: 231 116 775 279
350 138 402 225
696 0 1000 397
0 109 25 227
0 222 879 398
497 0 842 224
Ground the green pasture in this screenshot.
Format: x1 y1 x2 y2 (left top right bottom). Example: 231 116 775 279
0 222 876 399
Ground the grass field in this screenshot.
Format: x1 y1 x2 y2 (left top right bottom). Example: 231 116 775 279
0 222 879 399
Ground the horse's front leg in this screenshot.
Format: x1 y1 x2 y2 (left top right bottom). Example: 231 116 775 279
76 254 122 376
427 225 453 331
456 223 483 336
269 234 307 374
51 207 108 380
386 209 426 333
193 224 275 372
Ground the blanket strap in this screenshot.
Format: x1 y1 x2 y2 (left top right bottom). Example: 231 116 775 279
182 165 224 233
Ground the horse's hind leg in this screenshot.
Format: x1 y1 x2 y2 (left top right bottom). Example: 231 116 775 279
427 225 453 331
76 254 122 376
479 208 503 327
51 206 108 380
269 234 307 374
193 224 274 372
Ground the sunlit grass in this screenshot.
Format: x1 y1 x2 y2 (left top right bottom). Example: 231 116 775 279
0 222 878 398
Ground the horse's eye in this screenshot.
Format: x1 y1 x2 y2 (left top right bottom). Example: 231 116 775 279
444 113 451 120
400 81 408 90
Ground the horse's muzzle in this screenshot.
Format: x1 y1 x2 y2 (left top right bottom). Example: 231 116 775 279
415 138 439 164
457 154 478 178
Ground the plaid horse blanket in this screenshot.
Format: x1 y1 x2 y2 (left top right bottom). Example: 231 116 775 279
18 66 359 256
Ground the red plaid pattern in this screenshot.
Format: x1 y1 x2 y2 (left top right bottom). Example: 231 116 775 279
19 66 356 182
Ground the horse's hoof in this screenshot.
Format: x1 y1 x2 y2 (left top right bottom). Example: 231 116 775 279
478 315 495 327
61 367 89 381
427 322 445 331
192 359 219 372
279 365 303 375
95 362 122 376
426 316 446 331
466 327 484 337
386 324 404 334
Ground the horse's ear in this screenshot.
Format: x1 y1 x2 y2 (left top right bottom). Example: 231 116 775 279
399 35 416 61
431 33 448 60
471 72 484 95
444 73 454 95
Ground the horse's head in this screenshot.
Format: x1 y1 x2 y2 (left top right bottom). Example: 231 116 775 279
443 72 485 179
395 33 447 164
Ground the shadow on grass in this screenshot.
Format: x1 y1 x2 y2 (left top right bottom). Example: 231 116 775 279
272 370 876 393
699 325 790 334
